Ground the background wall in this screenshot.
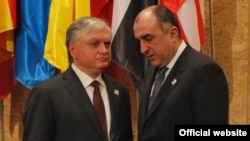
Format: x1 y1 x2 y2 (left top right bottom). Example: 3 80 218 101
203 0 250 124
0 0 250 141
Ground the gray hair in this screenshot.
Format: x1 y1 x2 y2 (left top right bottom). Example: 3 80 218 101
66 16 111 47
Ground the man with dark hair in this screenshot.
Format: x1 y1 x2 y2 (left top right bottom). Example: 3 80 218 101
133 5 229 141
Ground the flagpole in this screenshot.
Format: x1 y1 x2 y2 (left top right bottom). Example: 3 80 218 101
209 0 215 59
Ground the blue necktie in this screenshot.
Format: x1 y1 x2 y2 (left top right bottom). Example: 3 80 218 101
148 67 168 109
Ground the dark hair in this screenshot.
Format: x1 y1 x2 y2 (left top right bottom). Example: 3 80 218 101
153 5 180 35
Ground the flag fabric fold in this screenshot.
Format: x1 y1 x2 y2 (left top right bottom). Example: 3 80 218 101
15 0 55 89
0 48 13 98
160 0 185 13
0 0 17 33
160 0 205 50
44 0 74 72
91 0 113 21
0 0 16 98
44 0 91 73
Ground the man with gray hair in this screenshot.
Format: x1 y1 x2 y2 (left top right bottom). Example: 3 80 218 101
23 16 133 141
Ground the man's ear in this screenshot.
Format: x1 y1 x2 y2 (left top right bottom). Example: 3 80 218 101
169 26 179 38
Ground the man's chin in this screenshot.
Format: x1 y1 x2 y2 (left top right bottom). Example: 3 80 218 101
98 64 109 70
150 61 160 67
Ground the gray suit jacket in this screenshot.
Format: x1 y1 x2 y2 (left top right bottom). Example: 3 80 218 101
138 45 229 141
23 67 133 141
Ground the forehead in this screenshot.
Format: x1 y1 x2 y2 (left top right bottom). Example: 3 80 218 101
84 28 111 39
133 13 160 37
136 10 157 25
75 29 111 45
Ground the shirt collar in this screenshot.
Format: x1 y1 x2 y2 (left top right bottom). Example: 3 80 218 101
166 40 186 70
71 63 104 88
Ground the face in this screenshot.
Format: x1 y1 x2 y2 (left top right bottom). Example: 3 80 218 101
69 28 112 78
133 12 178 68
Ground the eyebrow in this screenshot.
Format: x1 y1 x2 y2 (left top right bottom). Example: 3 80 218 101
141 34 153 40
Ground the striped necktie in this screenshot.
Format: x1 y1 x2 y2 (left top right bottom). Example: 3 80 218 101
148 67 168 110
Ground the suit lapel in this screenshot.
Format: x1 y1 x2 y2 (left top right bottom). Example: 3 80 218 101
143 46 191 123
62 68 106 139
146 69 183 118
103 75 120 141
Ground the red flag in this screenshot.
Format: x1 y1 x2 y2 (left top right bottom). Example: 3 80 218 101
160 0 205 51
0 47 13 99
0 0 16 98
160 0 185 13
91 0 113 22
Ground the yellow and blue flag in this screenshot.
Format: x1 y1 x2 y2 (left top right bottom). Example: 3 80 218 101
14 0 55 89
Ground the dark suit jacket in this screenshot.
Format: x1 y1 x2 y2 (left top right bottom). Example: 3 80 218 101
138 45 229 141
23 67 133 141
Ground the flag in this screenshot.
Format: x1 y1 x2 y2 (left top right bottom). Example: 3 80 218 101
111 0 158 94
90 0 113 21
0 47 13 99
160 0 205 51
0 0 16 98
15 0 55 89
44 0 91 73
0 0 17 32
